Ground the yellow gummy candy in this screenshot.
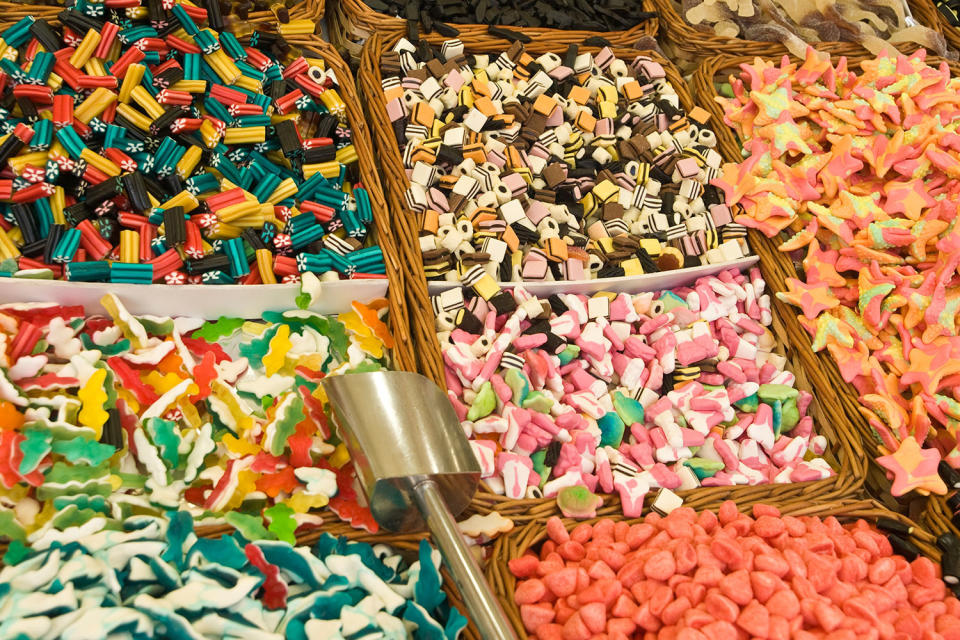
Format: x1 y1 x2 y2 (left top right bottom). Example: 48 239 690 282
353 333 384 359
109 474 123 490
30 500 57 533
223 469 257 512
286 491 330 513
78 368 109 439
100 293 149 349
177 398 202 429
222 433 260 456
116 388 140 414
210 380 253 433
242 321 269 336
263 324 292 377
143 371 185 394
328 442 350 469
295 353 327 371
338 310 372 337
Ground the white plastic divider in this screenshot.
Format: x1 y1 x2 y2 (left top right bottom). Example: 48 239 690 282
0 278 389 318
426 257 759 297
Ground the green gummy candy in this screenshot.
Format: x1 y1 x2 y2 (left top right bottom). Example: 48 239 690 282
612 391 645 426
188 536 248 570
684 457 724 480
53 494 108 514
0 258 17 274
138 316 175 336
225 511 273 542
659 291 688 312
30 339 48 355
771 400 783 438
781 397 800 431
192 316 244 342
556 485 601 518
80 332 131 356
758 384 798 404
504 369 530 406
531 449 550 485
3 539 30 564
266 394 304 456
597 411 625 448
720 82 734 98
51 504 98 530
466 382 496 421
733 393 758 413
557 345 580 366
522 390 554 413
265 503 297 545
239 323 280 364
349 360 384 374
0 511 25 542
325 317 351 362
18 428 52 475
51 436 115 466
146 418 181 468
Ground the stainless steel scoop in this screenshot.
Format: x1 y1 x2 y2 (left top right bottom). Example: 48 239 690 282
322 370 518 640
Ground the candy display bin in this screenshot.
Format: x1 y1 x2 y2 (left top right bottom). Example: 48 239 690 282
0 0 324 30
358 29 868 524
655 0 951 61
331 0 657 63
485 499 944 637
0 23 423 377
692 52 960 510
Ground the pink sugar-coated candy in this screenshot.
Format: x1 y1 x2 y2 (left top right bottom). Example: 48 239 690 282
736 600 770 637
750 570 781 603
544 567 579 598
579 601 607 633
558 541 586 562
644 550 677 581
719 569 753 605
606 617 636 637
521 603 556 633
661 596 692 625
534 622 563 640
704 590 739 623
509 554 539 578
546 516 571 544
516 578 548 604
587 561 617 582
755 515 786 538
570 523 593 544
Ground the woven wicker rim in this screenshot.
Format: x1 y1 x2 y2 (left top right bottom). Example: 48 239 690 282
652 0 945 59
485 499 941 637
358 29 868 522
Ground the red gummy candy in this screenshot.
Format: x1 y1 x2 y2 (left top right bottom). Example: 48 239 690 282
244 543 288 609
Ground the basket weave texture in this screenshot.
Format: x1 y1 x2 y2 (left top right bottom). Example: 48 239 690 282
358 29 869 522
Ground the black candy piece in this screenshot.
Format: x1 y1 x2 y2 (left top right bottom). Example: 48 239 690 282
887 534 920 561
488 25 531 43
100 409 125 448
874 517 913 537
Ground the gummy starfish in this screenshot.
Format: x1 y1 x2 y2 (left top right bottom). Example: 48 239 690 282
901 336 960 396
777 278 840 319
876 435 946 496
883 180 936 221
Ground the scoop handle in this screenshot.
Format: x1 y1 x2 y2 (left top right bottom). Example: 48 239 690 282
413 479 519 640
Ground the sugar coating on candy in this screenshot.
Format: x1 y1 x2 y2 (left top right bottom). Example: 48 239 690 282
0 293 393 540
713 49 960 495
511 501 960 639
680 0 950 58
382 39 750 286
438 267 832 515
0 11 385 286
0 513 466 639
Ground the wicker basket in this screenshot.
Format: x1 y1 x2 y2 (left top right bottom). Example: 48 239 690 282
692 52 960 509
0 0 323 32
652 0 949 60
935 6 960 52
332 0 657 62
485 499 942 637
358 29 868 523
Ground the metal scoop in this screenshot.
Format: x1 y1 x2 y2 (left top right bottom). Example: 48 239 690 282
322 370 518 640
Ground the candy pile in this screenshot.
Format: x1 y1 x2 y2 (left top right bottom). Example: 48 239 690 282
714 49 960 496
383 39 749 284
510 502 960 640
0 513 467 639
0 291 394 543
679 0 951 59
0 11 383 285
435 267 832 517
365 0 655 33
